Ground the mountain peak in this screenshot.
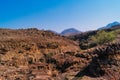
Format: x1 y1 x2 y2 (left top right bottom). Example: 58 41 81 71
98 21 120 30
61 28 81 36
106 21 120 28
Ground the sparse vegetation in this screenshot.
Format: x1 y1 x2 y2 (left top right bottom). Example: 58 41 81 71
92 30 116 45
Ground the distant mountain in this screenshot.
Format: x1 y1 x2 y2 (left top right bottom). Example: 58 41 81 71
61 28 81 36
98 21 120 30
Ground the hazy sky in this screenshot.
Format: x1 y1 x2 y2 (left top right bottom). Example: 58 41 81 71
0 0 120 32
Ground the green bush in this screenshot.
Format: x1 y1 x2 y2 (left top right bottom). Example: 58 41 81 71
92 30 116 45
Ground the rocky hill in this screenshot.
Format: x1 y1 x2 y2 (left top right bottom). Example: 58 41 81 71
0 28 80 53
0 28 80 80
0 28 120 80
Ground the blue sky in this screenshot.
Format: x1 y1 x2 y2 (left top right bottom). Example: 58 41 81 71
0 0 120 32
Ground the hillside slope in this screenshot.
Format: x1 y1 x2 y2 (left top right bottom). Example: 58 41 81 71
69 26 120 49
0 28 120 80
0 28 81 80
0 28 80 53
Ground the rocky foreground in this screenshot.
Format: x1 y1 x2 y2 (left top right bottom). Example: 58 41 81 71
0 28 120 80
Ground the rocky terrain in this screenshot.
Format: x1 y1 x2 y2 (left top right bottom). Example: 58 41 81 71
0 27 120 80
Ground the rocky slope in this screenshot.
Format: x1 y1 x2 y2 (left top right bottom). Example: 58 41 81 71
0 28 120 80
80 42 120 80
0 28 80 80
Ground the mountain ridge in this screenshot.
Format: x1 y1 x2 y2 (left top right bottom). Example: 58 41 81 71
98 21 120 30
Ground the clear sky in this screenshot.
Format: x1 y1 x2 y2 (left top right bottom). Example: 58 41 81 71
0 0 120 32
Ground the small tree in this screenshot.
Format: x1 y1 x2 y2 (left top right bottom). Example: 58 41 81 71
92 30 116 45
